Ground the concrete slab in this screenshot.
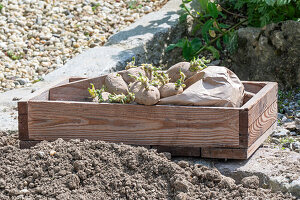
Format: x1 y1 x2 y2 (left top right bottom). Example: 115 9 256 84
214 148 300 197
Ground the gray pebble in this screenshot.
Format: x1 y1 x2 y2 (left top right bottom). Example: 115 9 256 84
292 141 300 150
272 128 289 138
296 111 300 118
290 131 297 136
281 116 288 123
16 78 28 85
37 151 45 158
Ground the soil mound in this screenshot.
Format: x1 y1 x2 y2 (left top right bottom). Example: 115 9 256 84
0 134 295 199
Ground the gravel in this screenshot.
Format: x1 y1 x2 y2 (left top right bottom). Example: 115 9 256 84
0 0 168 92
0 132 296 199
267 88 300 153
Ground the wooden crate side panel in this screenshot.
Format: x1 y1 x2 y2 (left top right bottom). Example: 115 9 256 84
242 82 277 125
239 100 277 148
27 101 240 147
248 101 277 146
49 76 106 101
201 147 247 160
18 101 29 140
242 81 266 94
239 109 249 147
247 121 277 158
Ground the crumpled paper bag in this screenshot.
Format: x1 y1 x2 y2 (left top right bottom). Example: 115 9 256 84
159 66 244 107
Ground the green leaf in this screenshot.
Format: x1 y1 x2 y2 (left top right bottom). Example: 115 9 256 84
201 19 214 43
182 44 194 61
218 23 230 29
205 46 220 59
192 23 202 35
166 44 177 52
266 0 276 6
182 0 192 3
179 13 188 23
276 0 290 6
207 2 219 18
166 38 188 52
198 0 209 13
216 38 222 50
191 38 202 51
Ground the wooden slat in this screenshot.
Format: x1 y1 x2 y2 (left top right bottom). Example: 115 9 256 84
201 147 247 160
247 122 276 158
239 109 249 147
151 146 201 157
242 82 277 125
243 91 255 105
49 76 106 101
69 77 87 83
18 101 29 140
242 81 266 94
201 121 277 160
18 78 70 140
26 101 240 147
248 100 277 146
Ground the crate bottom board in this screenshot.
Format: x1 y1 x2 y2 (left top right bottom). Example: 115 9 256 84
19 121 275 160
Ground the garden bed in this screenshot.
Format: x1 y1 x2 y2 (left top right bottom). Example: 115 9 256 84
18 71 277 160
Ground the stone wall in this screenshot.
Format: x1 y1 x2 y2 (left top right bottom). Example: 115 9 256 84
230 21 300 88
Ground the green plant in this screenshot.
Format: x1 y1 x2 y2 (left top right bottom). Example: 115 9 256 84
167 0 247 61
129 72 150 90
108 92 135 104
92 3 100 12
153 71 170 86
227 0 300 27
6 51 22 60
88 84 107 102
88 83 135 104
0 4 3 11
189 57 210 72
127 0 142 9
279 137 295 145
125 57 137 70
175 70 186 90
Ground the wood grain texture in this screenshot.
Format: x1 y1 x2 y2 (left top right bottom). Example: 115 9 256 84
238 109 249 147
201 147 247 159
69 77 87 83
26 101 240 147
18 101 29 140
49 76 106 101
152 146 201 157
247 122 276 158
248 101 277 146
242 82 277 125
243 91 255 105
242 81 266 94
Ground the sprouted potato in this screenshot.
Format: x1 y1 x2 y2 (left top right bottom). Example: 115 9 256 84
167 57 210 82
105 73 129 95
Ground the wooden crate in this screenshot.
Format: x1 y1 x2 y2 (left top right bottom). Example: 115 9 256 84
18 74 278 159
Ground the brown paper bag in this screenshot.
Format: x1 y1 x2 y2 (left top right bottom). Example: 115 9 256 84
159 66 244 107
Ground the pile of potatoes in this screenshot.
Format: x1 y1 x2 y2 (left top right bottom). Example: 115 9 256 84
88 57 210 106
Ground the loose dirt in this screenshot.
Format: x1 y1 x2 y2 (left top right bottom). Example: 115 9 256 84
0 132 296 199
